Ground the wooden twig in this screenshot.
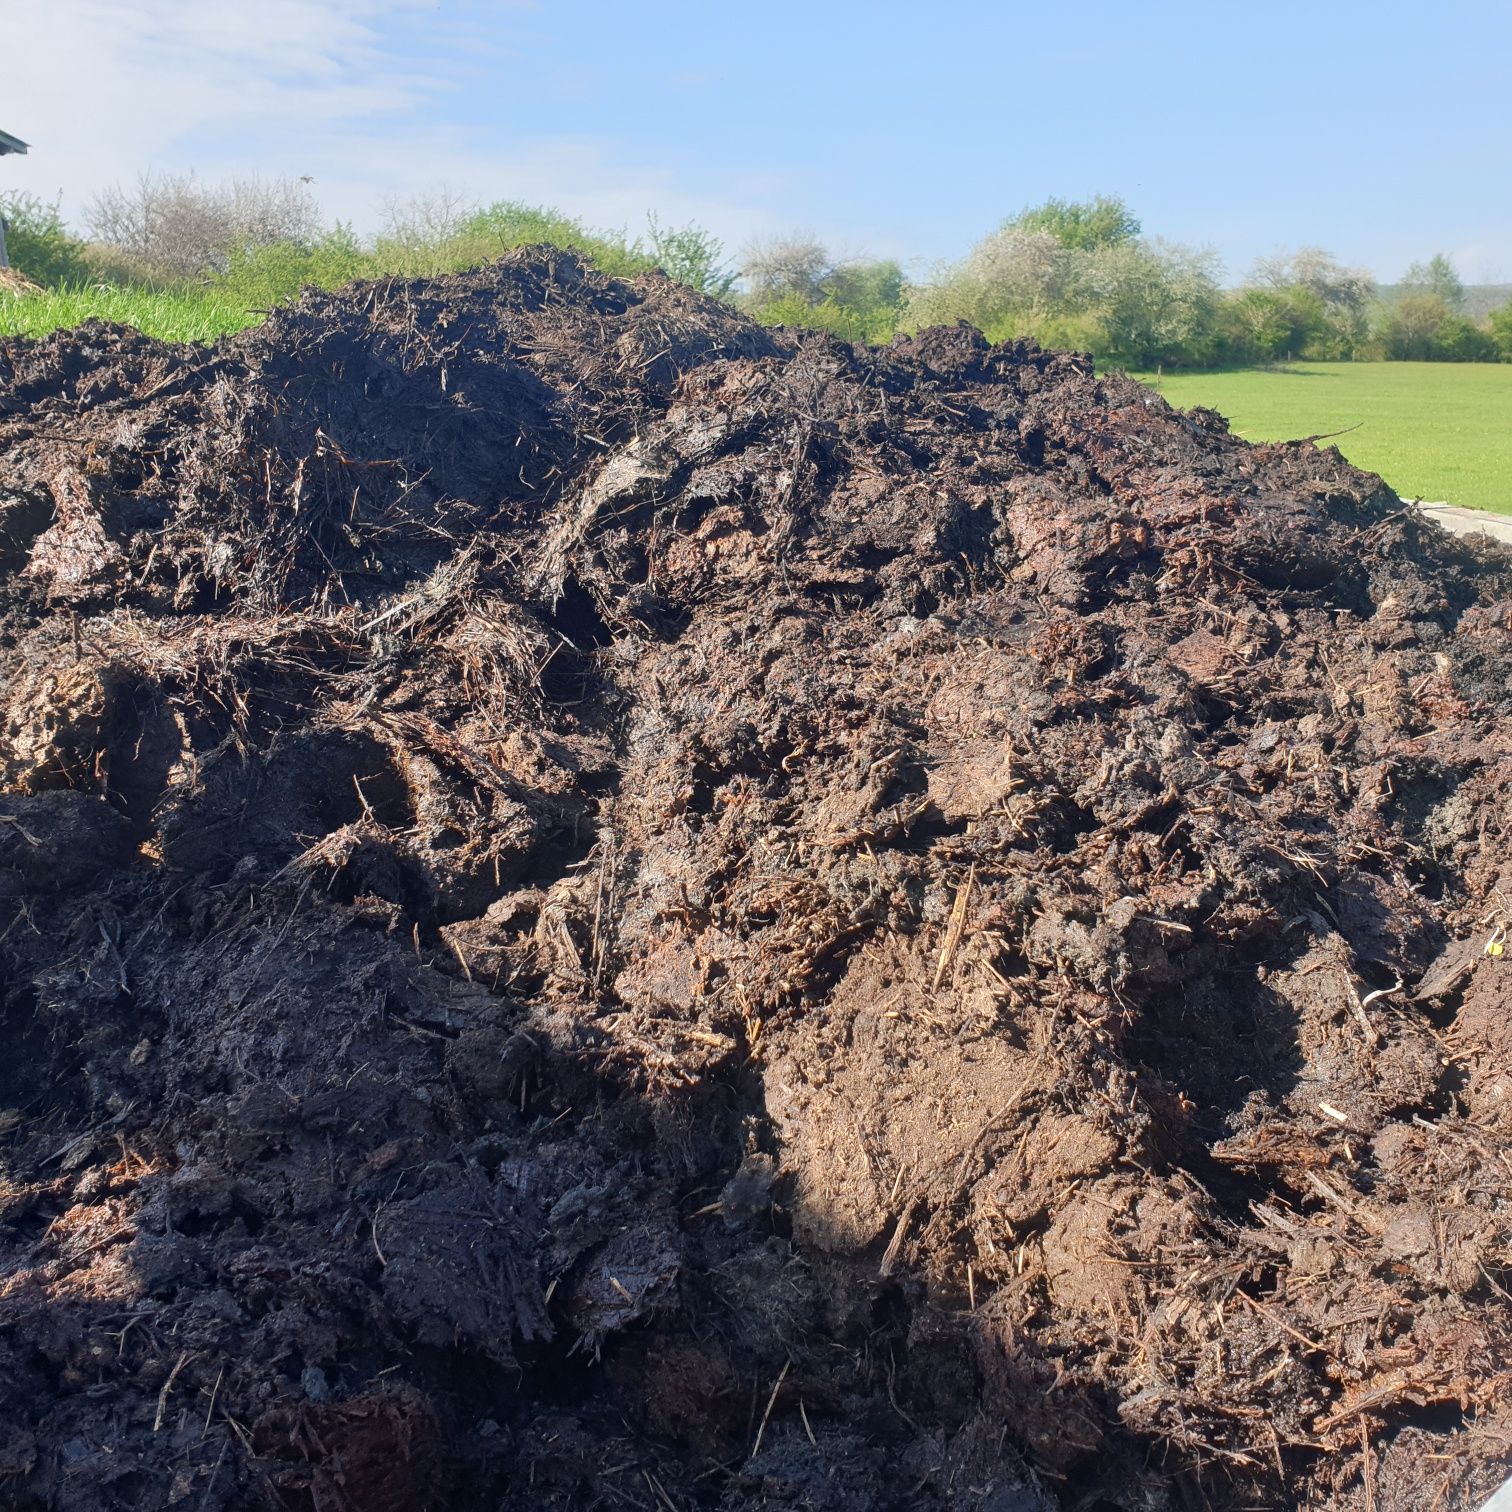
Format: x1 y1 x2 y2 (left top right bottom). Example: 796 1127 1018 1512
880 1200 918 1278
1294 421 1363 445
154 1351 190 1432
1234 1289 1335 1359
932 864 975 992
1361 1418 1376 1512
202 1366 224 1438
750 1359 791 1461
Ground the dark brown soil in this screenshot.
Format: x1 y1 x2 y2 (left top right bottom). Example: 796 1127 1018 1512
1 249 1510 1512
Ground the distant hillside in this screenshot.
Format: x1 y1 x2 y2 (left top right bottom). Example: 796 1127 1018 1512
1377 282 1512 320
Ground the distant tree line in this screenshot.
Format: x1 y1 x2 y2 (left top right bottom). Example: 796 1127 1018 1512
1 178 1509 368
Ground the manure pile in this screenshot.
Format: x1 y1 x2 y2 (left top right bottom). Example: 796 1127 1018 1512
1 250 1510 1512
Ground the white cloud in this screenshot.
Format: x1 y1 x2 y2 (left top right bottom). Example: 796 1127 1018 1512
0 0 792 255
5 2 436 203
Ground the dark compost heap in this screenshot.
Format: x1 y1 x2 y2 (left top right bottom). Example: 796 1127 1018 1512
1 250 1510 1512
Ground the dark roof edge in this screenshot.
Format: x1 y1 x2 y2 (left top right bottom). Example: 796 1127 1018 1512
0 129 30 155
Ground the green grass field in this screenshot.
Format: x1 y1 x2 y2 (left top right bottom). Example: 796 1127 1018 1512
1141 362 1512 516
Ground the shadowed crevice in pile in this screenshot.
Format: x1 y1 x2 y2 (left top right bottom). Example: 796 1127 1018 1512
1 248 1511 1511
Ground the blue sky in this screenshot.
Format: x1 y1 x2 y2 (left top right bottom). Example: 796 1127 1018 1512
9 0 1512 282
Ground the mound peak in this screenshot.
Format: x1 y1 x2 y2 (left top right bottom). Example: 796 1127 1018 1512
1 250 1510 1510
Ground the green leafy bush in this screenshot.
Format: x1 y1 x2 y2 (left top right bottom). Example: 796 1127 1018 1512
1490 300 1512 361
431 202 656 280
1435 315 1497 362
907 224 1220 369
212 228 374 310
1003 195 1140 250
1245 248 1373 359
1377 294 1496 361
78 243 182 291
749 288 901 345
1086 240 1222 369
645 215 735 297
743 242 905 344
0 194 92 287
1027 311 1108 355
1218 287 1328 364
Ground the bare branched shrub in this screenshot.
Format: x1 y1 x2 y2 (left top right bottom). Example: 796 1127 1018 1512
1081 238 1221 365
905 229 1069 333
1250 247 1375 315
87 174 322 280
1248 247 1376 356
379 188 476 254
741 235 830 303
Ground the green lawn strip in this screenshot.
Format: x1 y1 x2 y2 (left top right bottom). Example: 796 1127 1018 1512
0 286 260 344
1137 362 1512 516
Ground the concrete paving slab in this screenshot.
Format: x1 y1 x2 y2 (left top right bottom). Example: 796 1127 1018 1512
1479 1474 1512 1512
1419 503 1512 546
